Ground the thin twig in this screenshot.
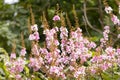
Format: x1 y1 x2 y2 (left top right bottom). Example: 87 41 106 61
98 0 104 29
82 16 91 37
83 0 103 34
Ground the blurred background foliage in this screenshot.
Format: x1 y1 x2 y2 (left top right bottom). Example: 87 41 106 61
0 0 119 53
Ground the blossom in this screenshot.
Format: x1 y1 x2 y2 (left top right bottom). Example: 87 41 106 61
29 57 41 71
31 24 38 31
33 32 40 41
105 6 113 14
87 42 96 49
10 53 16 59
90 67 96 74
100 62 112 71
49 66 63 77
91 56 103 63
104 26 110 30
15 74 21 80
117 48 120 54
60 27 68 39
117 34 120 38
111 15 120 25
74 66 86 78
29 34 35 40
100 26 110 47
20 48 26 56
53 15 60 21
31 45 39 56
105 47 115 55
29 32 40 41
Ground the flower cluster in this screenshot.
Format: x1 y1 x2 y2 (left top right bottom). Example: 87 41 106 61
104 3 120 25
6 24 120 79
4 3 120 79
6 53 26 80
100 26 110 47
29 24 40 41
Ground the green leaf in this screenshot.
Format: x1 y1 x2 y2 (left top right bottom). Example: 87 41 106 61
24 66 29 76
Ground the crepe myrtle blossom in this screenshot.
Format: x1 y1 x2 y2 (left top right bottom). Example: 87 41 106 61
53 15 60 21
105 6 113 14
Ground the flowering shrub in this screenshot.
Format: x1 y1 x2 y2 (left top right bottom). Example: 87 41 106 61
1 1 120 80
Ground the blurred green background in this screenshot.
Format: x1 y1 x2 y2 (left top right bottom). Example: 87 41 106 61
0 0 119 53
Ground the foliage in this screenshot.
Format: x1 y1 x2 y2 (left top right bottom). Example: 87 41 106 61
0 0 120 80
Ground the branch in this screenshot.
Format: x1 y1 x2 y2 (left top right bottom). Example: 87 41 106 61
83 0 103 34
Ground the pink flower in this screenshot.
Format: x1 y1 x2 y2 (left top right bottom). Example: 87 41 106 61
74 66 85 78
100 62 111 71
29 57 41 71
29 34 35 40
104 26 110 30
88 42 96 49
54 40 59 46
117 48 120 54
69 66 75 71
91 56 103 63
20 48 26 56
90 68 96 74
31 24 38 31
49 66 63 76
32 45 39 56
29 32 40 41
105 6 113 14
111 15 119 25
10 53 16 59
15 74 21 80
105 47 115 55
33 32 40 41
117 34 120 38
53 15 60 21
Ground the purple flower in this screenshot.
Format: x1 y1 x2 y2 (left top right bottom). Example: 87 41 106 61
53 15 60 21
